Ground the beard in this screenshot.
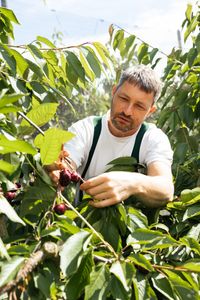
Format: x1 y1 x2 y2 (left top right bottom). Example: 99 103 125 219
110 111 135 132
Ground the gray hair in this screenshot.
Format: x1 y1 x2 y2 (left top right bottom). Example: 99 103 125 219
116 65 163 102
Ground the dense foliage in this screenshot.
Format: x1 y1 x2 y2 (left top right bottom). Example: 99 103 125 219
0 3 200 300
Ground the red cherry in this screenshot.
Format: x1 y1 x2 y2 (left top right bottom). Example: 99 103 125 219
59 169 72 186
70 171 81 183
4 191 16 201
53 203 68 215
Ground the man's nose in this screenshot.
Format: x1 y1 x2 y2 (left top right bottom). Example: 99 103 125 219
124 103 133 116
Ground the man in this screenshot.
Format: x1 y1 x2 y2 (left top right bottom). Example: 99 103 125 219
50 64 174 208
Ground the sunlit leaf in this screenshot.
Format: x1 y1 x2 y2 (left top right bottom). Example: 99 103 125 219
0 134 37 155
20 103 58 127
0 160 16 174
34 128 74 165
0 195 25 225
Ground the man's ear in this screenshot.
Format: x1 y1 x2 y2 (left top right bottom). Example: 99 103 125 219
148 104 157 115
112 85 117 96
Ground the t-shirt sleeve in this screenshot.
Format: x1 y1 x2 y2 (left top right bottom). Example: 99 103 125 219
140 128 173 167
63 117 94 169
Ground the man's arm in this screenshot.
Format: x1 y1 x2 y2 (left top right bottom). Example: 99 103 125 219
80 161 174 208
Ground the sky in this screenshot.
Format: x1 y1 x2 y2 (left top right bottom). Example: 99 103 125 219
7 0 193 56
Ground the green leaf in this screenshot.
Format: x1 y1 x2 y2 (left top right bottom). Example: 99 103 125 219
37 36 56 48
0 160 16 174
0 7 20 24
66 50 86 83
0 93 25 108
93 42 110 69
133 272 157 300
151 273 175 300
0 256 25 287
113 29 124 50
34 128 74 165
0 44 16 75
20 103 58 127
0 106 22 114
20 183 55 218
127 207 148 231
182 204 200 221
180 187 200 203
84 264 110 300
181 259 200 272
27 44 43 59
60 231 91 277
79 50 95 81
0 237 10 260
110 275 131 300
128 228 177 250
81 46 101 78
184 15 199 42
0 195 25 225
137 43 148 63
110 261 129 291
110 261 135 292
163 270 198 299
65 249 94 300
9 48 29 77
128 253 154 272
185 3 192 21
0 134 37 155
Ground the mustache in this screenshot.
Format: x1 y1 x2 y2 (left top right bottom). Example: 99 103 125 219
117 112 132 120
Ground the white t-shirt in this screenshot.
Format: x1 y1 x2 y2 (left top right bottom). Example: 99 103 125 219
64 111 173 179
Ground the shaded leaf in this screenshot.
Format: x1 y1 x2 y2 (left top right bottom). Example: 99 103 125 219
0 256 25 287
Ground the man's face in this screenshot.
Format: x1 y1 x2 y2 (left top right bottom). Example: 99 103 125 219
109 81 156 137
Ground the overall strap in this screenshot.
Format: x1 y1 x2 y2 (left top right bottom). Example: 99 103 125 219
81 116 102 178
131 122 149 162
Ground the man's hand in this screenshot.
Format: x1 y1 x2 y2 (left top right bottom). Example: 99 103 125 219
80 162 174 208
44 149 70 185
80 171 133 207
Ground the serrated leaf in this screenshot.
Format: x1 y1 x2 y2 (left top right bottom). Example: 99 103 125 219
37 36 56 48
84 264 110 300
60 231 91 277
34 128 74 165
20 103 58 127
65 250 94 299
0 195 25 225
0 160 16 174
0 256 25 287
0 134 37 155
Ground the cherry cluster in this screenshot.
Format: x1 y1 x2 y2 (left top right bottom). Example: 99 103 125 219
53 168 81 215
59 169 81 187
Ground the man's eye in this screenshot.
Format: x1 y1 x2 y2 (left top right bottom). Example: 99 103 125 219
119 96 128 101
136 104 145 110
